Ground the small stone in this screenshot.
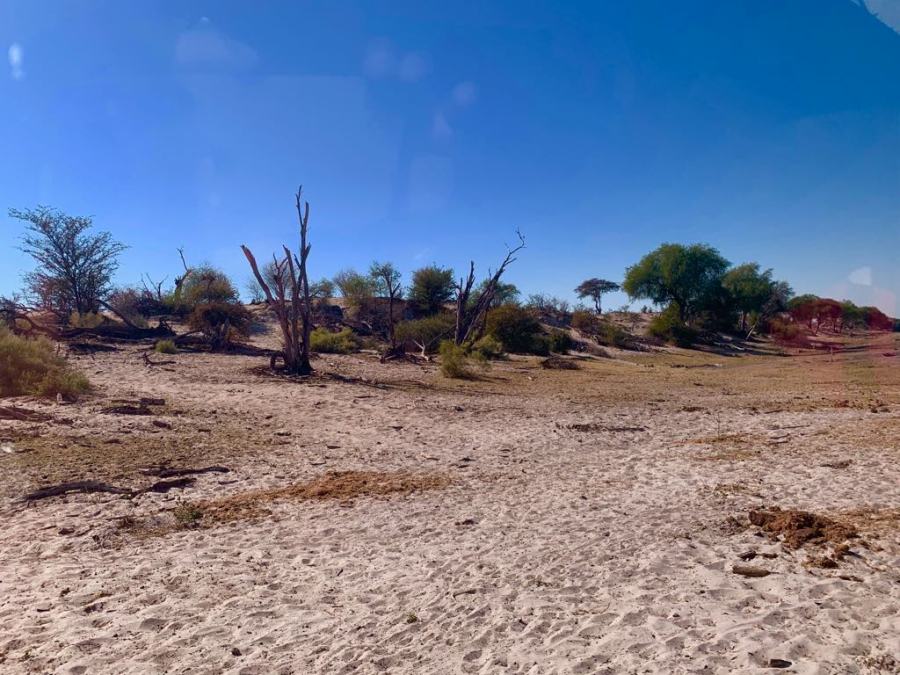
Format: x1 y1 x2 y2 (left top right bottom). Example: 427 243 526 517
35 602 51 612
58 527 75 536
768 659 792 668
231 647 242 657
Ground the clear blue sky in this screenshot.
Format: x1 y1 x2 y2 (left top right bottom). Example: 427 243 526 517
2 1 898 315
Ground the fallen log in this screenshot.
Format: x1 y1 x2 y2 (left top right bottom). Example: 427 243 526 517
139 465 230 478
0 406 53 422
101 405 152 416
24 481 133 501
24 476 200 501
144 477 196 493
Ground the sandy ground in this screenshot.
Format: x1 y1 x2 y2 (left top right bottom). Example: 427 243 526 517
1 327 899 674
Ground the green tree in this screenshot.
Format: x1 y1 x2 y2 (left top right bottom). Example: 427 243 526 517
333 269 377 309
12 206 127 317
574 278 620 314
721 263 775 332
475 279 520 309
623 243 729 322
408 265 455 316
368 261 403 347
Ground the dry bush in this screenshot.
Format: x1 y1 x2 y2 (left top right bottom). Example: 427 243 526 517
68 311 105 329
154 339 177 354
0 326 90 399
439 340 473 378
309 327 360 354
187 301 252 350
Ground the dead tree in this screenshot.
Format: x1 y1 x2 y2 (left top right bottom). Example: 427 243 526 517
241 187 313 375
370 262 403 351
454 230 525 345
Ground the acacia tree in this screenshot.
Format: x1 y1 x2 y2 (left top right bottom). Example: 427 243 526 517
11 206 127 318
623 243 729 323
241 187 313 375
721 263 776 332
455 230 525 345
369 261 403 349
575 278 620 314
408 265 455 316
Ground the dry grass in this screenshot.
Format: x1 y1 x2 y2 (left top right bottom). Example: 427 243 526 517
119 471 453 538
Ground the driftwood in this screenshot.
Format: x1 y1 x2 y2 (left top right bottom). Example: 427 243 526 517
140 465 230 478
145 477 196 493
143 353 176 366
0 406 53 422
101 405 152 416
24 481 133 501
23 475 207 501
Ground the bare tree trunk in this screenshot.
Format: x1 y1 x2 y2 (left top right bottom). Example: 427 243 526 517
240 186 313 376
454 231 525 345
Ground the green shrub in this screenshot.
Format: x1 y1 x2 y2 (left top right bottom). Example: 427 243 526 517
485 304 545 354
0 327 90 399
471 334 505 360
547 329 574 354
395 314 456 355
439 340 473 379
572 311 632 349
571 310 599 333
187 301 252 349
596 321 631 349
648 306 698 347
68 311 105 329
768 318 807 345
154 339 177 354
165 265 240 316
309 327 360 354
173 503 204 529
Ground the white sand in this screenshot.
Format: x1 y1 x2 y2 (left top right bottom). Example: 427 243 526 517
1 338 898 674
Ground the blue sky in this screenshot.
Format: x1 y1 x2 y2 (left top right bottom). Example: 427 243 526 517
2 1 899 315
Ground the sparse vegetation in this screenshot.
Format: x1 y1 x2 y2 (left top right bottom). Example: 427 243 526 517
408 265 456 317
154 339 177 354
439 340 473 378
648 305 698 347
187 302 252 350
471 334 505 360
173 503 204 529
575 278 620 314
11 206 127 319
0 326 90 399
484 304 546 354
309 327 360 354
396 314 456 357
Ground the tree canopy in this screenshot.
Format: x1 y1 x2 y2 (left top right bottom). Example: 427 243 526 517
407 265 455 316
622 243 729 321
12 206 127 317
574 278 620 314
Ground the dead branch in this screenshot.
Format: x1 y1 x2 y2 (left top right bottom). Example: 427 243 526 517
455 230 525 344
241 186 313 375
139 466 230 478
143 352 176 366
0 406 54 422
24 481 133 501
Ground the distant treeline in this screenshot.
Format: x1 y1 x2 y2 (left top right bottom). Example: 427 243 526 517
2 207 897 362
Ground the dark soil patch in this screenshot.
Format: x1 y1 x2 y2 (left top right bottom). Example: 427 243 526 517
748 507 858 549
541 357 579 370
